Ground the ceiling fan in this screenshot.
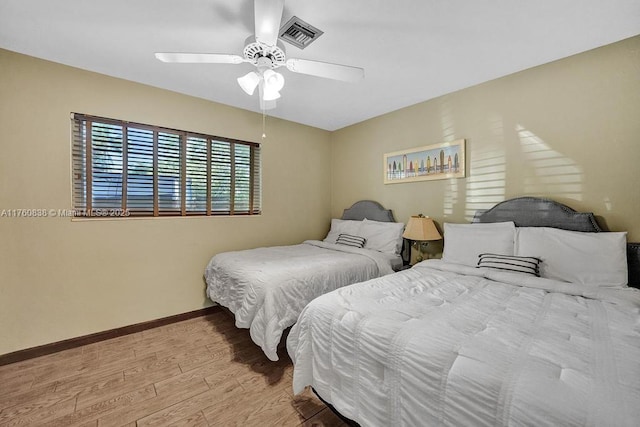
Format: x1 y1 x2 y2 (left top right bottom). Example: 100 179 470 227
155 0 364 110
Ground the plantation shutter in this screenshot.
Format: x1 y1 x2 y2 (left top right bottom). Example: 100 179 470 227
71 114 261 217
210 140 232 214
251 145 261 214
126 127 154 214
91 122 124 210
157 131 182 216
186 136 208 214
71 119 88 211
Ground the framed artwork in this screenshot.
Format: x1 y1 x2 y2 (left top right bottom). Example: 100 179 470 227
383 139 466 184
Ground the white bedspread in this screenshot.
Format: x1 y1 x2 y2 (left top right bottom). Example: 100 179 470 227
287 260 640 427
205 240 397 361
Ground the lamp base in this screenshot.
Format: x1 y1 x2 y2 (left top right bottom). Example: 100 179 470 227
411 241 429 265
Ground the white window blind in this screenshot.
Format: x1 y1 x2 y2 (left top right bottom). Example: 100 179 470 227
72 114 261 217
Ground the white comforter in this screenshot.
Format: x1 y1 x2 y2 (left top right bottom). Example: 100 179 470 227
287 260 640 427
205 240 397 361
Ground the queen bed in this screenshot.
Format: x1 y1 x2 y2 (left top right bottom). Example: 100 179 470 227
205 200 406 361
287 197 640 426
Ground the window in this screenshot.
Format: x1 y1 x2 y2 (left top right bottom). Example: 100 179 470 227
71 113 261 217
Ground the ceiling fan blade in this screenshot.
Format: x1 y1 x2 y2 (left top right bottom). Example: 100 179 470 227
285 58 364 82
254 0 285 47
155 53 244 64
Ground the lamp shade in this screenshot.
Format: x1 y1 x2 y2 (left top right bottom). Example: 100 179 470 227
237 71 260 95
263 69 285 92
262 86 281 101
402 216 442 241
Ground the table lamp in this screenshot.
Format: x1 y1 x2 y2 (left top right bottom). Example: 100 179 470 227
403 214 442 264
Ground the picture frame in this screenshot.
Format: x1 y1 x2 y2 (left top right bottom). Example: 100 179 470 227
383 139 466 184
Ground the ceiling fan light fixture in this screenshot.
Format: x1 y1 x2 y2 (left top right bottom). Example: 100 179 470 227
262 86 281 101
237 71 260 95
263 69 285 92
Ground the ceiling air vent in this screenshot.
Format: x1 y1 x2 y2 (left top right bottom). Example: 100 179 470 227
278 16 323 50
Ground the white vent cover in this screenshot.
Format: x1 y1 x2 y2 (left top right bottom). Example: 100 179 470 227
278 16 323 49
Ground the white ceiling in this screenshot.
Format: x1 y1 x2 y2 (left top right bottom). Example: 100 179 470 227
1 0 639 131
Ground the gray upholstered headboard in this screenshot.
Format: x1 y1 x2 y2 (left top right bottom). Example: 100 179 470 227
473 197 639 289
340 200 410 264
341 200 395 222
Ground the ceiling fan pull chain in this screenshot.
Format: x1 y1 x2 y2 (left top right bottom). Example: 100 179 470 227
262 110 267 139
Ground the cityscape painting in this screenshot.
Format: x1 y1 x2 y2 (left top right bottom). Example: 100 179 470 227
384 139 466 184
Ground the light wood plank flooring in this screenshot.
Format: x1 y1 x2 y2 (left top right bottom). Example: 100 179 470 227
0 310 348 426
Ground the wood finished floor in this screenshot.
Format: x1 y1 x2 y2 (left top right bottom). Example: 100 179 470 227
0 310 348 427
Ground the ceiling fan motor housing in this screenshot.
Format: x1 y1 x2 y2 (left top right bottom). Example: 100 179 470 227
243 36 286 68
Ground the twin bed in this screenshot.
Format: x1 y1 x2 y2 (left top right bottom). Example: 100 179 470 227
204 200 406 361
286 197 640 426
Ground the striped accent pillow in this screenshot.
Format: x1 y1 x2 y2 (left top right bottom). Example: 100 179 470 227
336 233 367 248
477 253 541 276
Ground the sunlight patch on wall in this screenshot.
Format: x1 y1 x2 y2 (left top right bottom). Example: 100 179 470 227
443 179 460 218
517 125 583 201
440 98 459 219
463 115 507 221
438 98 457 142
464 150 507 220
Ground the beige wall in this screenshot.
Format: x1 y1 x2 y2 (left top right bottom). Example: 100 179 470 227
331 36 640 250
2 35 639 355
0 49 332 355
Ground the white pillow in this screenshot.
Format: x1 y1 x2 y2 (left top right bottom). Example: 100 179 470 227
323 219 363 244
442 222 516 267
516 227 628 287
359 219 405 255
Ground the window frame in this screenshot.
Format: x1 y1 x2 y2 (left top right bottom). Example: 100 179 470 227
71 113 261 218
